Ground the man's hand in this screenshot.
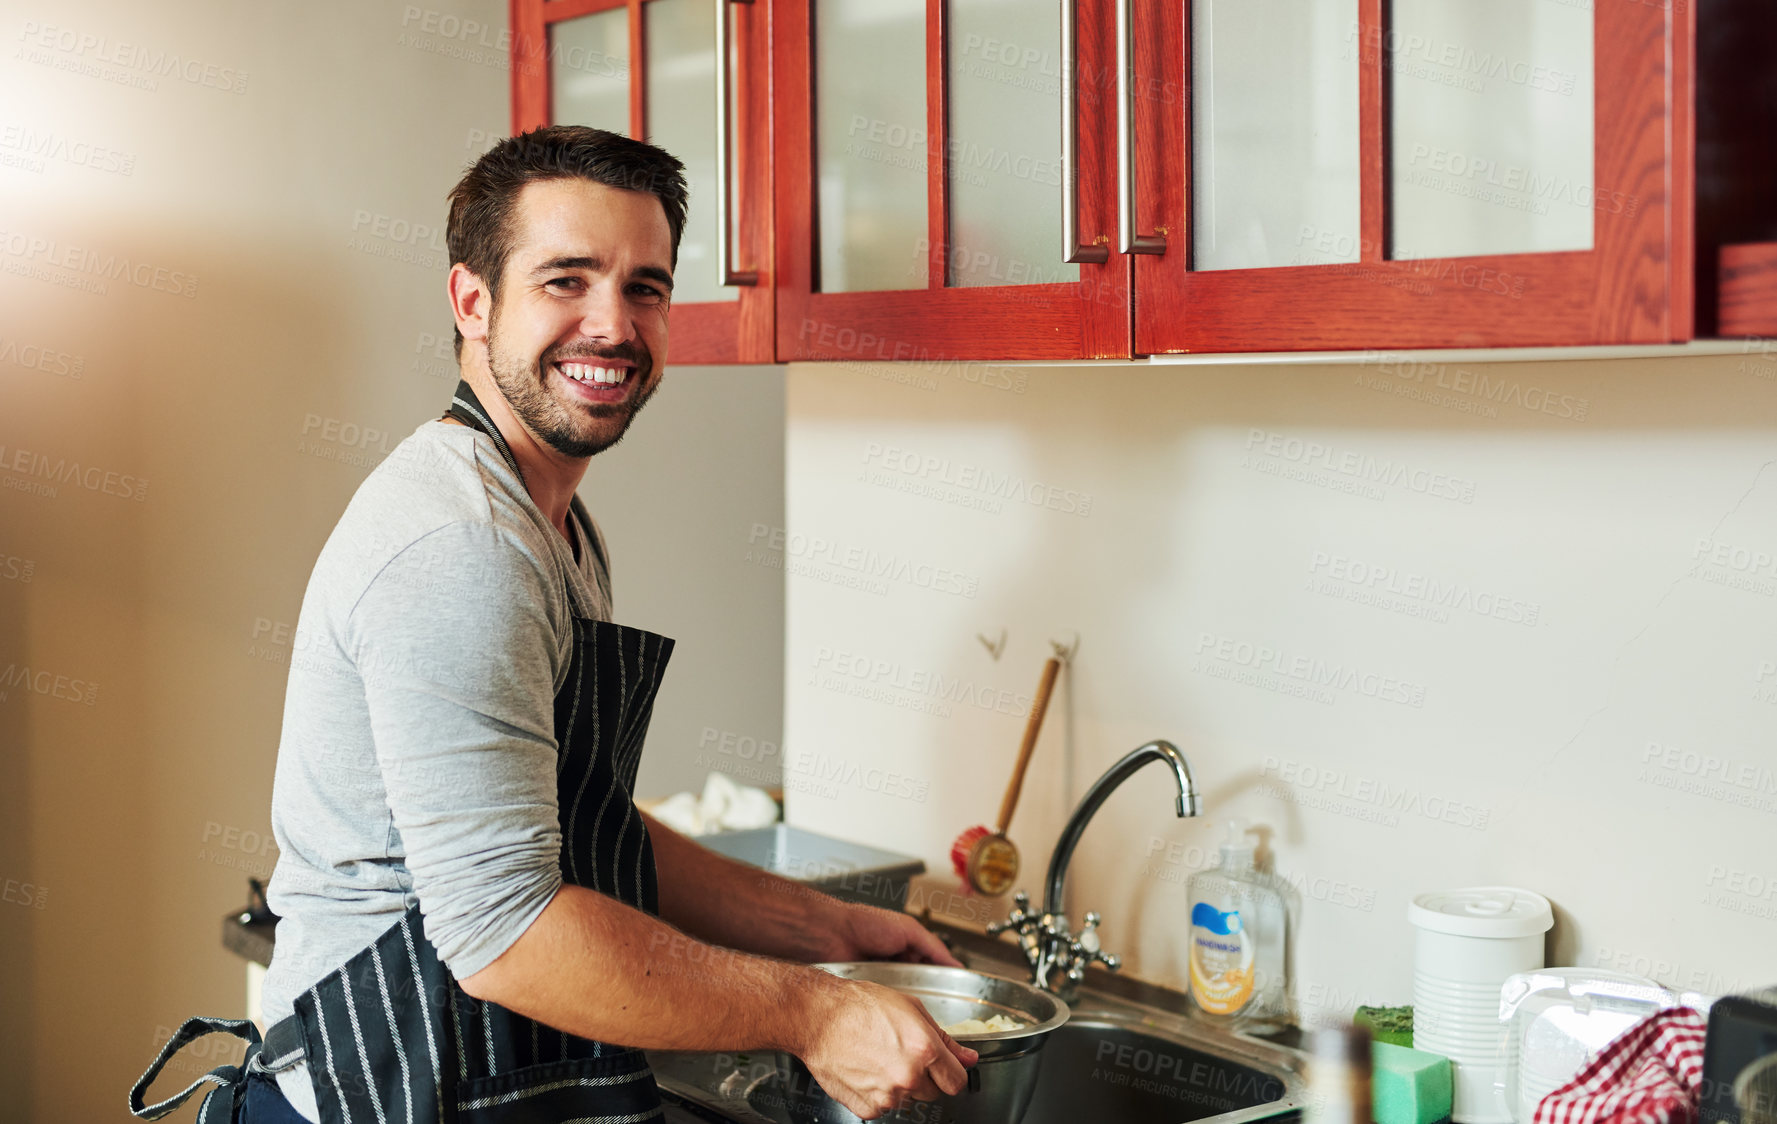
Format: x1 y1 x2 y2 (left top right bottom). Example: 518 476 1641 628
795 976 978 1120
826 901 963 968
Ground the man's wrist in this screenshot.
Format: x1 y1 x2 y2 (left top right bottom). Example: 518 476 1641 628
778 963 842 1056
811 888 859 928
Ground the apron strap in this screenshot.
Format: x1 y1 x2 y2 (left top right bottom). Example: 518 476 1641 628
443 379 609 600
127 1016 261 1121
444 379 524 481
255 1014 308 1072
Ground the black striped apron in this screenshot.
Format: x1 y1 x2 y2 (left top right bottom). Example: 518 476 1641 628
131 382 676 1124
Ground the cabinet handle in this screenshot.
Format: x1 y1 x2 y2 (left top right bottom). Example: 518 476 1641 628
1116 0 1166 255
716 0 759 286
1061 0 1109 265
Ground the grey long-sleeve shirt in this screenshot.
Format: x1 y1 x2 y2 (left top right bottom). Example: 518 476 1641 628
261 419 612 1120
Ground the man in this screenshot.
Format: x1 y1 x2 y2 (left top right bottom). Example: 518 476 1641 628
128 128 974 1124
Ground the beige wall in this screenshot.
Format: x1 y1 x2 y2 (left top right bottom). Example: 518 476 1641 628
0 1 781 1116
782 353 1777 1018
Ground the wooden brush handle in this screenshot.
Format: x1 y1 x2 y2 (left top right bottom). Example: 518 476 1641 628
995 657 1062 833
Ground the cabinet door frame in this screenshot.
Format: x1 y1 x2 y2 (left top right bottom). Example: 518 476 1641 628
771 0 1133 362
1135 0 1694 353
511 0 775 365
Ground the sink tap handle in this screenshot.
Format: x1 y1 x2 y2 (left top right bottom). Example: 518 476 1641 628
1067 911 1120 978
985 891 1035 939
1078 911 1103 952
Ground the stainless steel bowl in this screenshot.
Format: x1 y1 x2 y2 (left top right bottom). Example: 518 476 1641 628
756 962 1069 1124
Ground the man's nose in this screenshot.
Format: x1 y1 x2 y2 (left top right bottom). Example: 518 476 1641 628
577 282 633 343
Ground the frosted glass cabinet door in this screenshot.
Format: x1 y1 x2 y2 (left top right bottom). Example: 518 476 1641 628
1190 0 1361 271
551 8 631 135
946 0 1077 289
645 0 737 306
814 0 927 292
1125 0 1680 352
772 0 1132 360
1389 0 1594 260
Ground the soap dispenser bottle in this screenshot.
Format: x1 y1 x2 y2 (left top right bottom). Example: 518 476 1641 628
1185 820 1288 1028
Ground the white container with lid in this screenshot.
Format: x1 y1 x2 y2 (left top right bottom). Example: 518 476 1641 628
1410 887 1554 1124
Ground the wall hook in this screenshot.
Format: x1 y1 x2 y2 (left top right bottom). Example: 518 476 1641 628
977 628 1008 661
1050 631 1080 664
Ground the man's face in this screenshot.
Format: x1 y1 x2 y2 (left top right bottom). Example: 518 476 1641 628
484 177 673 458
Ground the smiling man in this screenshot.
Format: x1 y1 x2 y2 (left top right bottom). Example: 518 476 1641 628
129 127 974 1124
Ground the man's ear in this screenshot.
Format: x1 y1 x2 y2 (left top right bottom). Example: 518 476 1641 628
448 263 493 348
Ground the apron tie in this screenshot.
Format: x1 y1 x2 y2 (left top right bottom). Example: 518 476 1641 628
127 1015 261 1122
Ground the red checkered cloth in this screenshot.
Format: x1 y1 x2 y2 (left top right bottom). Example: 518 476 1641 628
1534 1008 1709 1124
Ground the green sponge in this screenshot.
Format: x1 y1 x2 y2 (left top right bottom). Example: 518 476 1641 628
1355 1005 1414 1047
1371 1040 1452 1124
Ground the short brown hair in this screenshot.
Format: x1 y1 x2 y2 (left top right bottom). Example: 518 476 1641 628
445 125 688 356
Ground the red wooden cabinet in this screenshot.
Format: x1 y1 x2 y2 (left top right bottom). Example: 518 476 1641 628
1134 0 1693 353
511 0 774 364
769 0 1133 362
513 0 1697 362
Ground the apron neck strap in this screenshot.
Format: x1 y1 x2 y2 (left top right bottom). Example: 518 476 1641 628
444 379 601 573
444 379 524 482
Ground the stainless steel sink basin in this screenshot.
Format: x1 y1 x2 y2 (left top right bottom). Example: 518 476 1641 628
1019 1018 1297 1124
651 928 1310 1124
657 1007 1306 1124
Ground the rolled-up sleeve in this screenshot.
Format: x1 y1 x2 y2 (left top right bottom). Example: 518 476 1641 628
347 520 566 979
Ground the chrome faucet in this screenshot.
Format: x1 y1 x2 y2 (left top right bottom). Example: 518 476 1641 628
987 739 1202 1000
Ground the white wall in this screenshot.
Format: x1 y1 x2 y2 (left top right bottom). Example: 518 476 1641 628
783 354 1777 1020
0 1 781 1115
590 366 786 800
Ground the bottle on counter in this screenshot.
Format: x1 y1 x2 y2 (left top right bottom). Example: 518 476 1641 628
1185 819 1289 1029
1306 1025 1375 1124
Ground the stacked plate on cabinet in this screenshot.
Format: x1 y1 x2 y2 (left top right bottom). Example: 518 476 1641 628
1410 887 1555 1124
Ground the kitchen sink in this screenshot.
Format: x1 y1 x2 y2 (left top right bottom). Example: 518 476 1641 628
652 922 1310 1124
1019 1018 1296 1124
657 1008 1306 1124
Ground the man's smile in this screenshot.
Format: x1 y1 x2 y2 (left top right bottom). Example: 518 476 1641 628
550 356 639 405
557 360 628 385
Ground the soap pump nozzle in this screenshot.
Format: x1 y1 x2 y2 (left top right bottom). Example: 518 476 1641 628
1218 819 1254 872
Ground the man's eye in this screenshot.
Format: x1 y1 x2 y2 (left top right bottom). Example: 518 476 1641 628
547 277 581 291
630 284 667 302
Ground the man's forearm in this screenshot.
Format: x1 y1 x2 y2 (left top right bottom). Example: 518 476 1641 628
644 811 847 961
458 882 837 1054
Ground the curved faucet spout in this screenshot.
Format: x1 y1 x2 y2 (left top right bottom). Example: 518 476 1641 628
1042 739 1201 916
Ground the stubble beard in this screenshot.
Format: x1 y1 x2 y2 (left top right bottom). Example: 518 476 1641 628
484 306 658 459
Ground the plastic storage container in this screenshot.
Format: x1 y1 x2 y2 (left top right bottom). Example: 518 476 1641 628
697 823 925 910
1410 887 1554 1124
1499 969 1679 1122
